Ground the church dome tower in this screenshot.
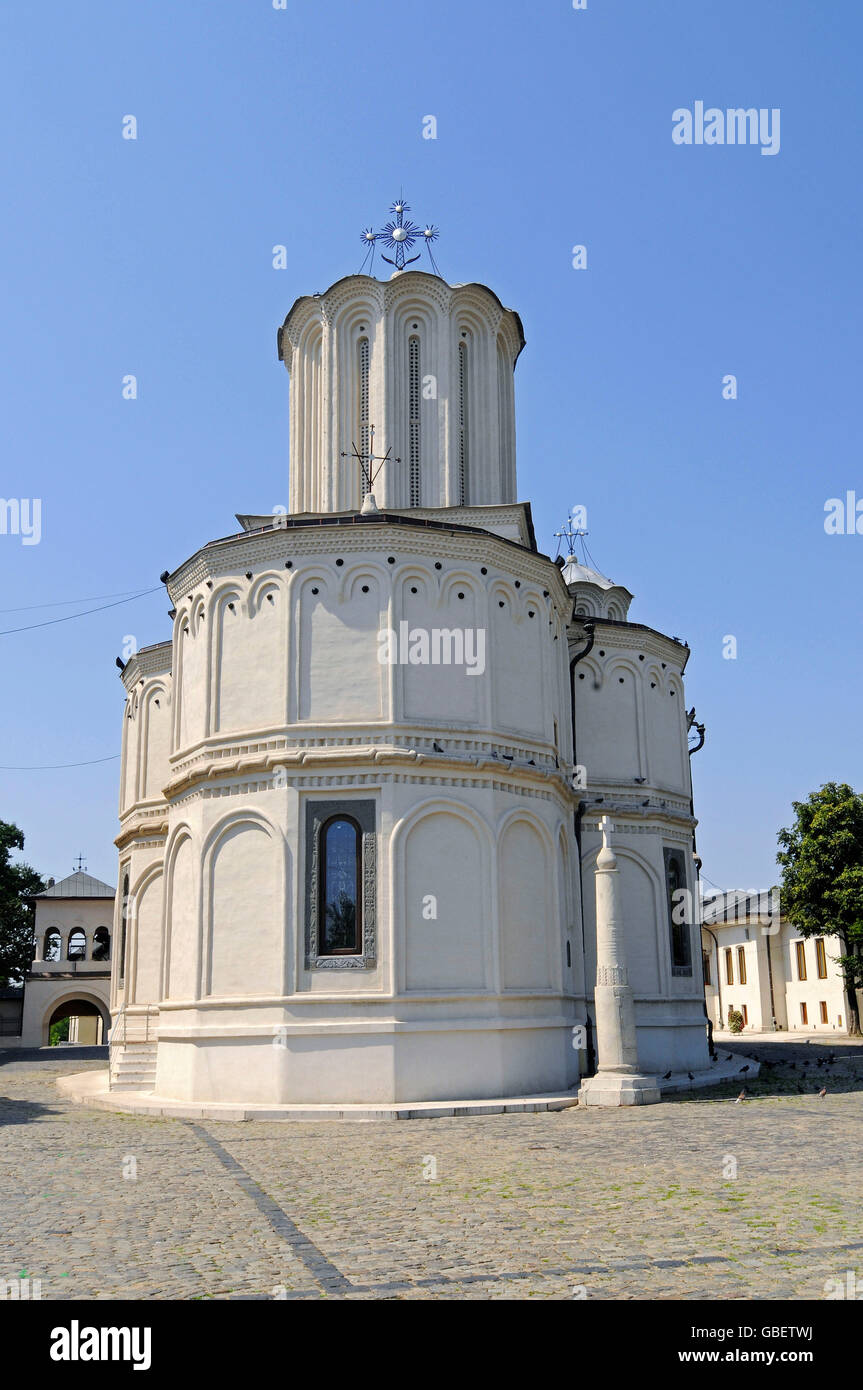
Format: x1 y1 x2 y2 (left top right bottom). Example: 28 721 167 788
278 271 524 513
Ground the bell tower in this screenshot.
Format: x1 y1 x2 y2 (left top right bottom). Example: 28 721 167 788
277 199 525 515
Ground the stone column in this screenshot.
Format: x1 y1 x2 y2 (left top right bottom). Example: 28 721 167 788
578 817 661 1107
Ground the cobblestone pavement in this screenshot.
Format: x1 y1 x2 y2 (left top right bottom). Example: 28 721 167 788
1 1046 862 1301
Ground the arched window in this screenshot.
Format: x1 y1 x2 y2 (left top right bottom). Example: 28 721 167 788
67 929 86 961
408 335 421 506
457 341 469 505
318 816 362 956
664 848 692 976
44 929 61 963
119 871 130 982
357 336 370 498
92 927 111 962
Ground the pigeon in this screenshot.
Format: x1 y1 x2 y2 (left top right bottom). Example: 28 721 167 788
687 1071 694 1081
726 1054 734 1061
734 1090 745 1104
662 1070 672 1080
818 1087 827 1098
711 1056 718 1064
739 1065 750 1074
433 742 445 753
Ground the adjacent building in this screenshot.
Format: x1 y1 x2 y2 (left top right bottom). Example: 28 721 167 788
702 891 851 1034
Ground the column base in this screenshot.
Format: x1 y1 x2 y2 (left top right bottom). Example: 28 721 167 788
578 1071 661 1107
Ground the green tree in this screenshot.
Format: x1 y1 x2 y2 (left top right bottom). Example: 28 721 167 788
0 822 44 986
777 782 863 1034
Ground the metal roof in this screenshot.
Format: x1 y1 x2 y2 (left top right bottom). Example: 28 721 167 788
34 870 116 900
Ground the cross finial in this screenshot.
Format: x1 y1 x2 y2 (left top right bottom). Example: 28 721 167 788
599 816 615 850
359 196 441 276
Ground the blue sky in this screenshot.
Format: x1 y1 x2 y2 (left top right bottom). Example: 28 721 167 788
1 0 860 891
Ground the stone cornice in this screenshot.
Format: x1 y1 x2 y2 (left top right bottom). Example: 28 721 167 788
158 742 576 808
165 516 573 618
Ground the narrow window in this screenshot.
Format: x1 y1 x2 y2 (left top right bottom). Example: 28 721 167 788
800 1001 808 1025
44 929 61 963
357 336 370 498
457 341 469 505
664 849 692 975
795 940 807 981
409 335 421 506
737 945 747 985
725 947 734 986
815 938 827 979
741 1003 748 1026
702 951 712 986
819 1000 828 1024
318 817 362 956
119 871 130 983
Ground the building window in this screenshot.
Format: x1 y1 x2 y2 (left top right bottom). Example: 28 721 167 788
92 927 111 962
741 1004 748 1025
67 929 86 961
319 817 362 956
119 871 130 983
44 929 61 963
737 945 747 985
357 336 370 498
815 938 827 979
819 1000 828 1024
664 848 692 976
795 940 807 981
408 335 421 507
800 1001 808 1025
457 341 469 505
305 800 376 969
702 951 712 986
725 947 734 986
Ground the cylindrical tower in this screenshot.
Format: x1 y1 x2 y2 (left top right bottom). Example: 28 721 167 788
278 273 524 514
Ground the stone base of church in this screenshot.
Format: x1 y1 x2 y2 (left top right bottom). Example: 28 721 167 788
57 1068 578 1122
140 1013 579 1108
577 1071 662 1107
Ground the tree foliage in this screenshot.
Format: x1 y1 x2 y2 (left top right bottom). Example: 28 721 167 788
777 782 863 1002
0 821 44 985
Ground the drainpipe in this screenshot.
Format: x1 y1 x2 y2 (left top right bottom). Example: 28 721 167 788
570 623 596 1073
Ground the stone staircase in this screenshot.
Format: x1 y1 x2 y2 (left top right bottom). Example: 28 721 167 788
109 1040 158 1092
109 1007 158 1092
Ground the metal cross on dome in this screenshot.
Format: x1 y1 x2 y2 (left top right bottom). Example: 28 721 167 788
360 197 441 275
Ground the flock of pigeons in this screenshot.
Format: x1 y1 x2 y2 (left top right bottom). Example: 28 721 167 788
662 1048 842 1102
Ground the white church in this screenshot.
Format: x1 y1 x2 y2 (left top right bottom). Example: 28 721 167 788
87 202 720 1116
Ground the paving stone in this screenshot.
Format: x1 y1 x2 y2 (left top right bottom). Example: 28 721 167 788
0 1052 862 1299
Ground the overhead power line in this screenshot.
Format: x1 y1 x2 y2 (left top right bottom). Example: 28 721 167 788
0 587 161 637
0 754 121 771
0 586 156 615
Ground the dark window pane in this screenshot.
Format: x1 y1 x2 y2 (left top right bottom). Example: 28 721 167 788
321 819 360 954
